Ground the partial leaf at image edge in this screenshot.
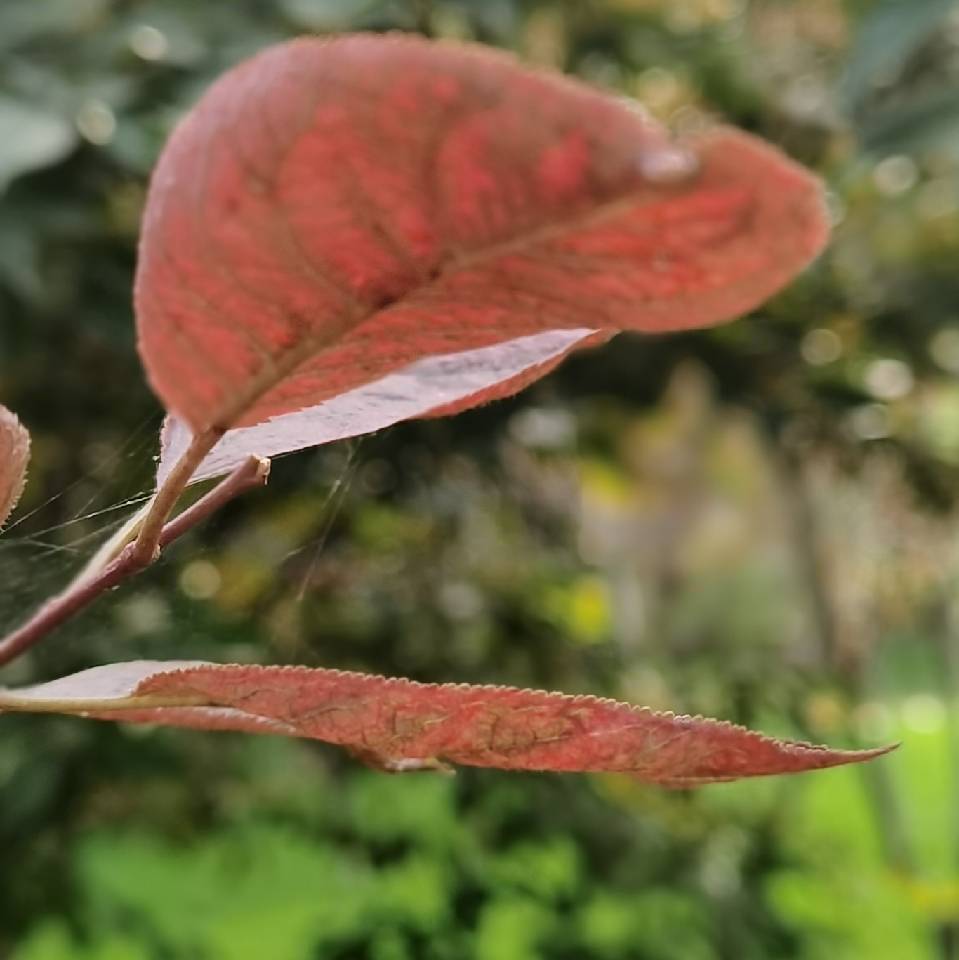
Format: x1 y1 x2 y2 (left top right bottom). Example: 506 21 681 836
0 404 30 527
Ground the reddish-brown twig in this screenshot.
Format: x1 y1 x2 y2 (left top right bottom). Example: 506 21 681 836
0 455 269 668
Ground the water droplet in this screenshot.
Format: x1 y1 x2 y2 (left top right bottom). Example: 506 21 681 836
638 144 699 184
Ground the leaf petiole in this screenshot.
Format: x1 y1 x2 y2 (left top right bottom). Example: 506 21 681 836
129 427 225 565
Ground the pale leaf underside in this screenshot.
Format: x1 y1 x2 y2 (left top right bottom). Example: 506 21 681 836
158 328 597 483
0 661 895 787
0 404 30 527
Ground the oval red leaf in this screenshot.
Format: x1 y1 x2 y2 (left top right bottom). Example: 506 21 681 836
137 34 828 436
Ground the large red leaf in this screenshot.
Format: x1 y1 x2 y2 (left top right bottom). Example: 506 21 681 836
138 34 828 463
0 661 893 786
0 404 30 527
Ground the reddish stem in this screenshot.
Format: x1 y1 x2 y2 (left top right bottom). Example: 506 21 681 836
0 456 270 669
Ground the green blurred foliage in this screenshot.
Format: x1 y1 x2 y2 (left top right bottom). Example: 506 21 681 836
2 0 959 957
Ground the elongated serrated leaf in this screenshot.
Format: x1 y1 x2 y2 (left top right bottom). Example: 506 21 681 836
0 661 895 786
138 34 828 477
0 404 30 527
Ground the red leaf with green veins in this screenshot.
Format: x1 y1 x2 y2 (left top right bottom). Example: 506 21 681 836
0 404 30 528
139 34 828 481
0 662 893 786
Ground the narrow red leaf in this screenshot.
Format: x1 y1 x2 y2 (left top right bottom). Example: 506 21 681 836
0 404 30 527
0 662 894 786
138 34 828 455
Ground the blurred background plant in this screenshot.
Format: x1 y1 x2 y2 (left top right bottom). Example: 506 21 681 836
2 0 959 957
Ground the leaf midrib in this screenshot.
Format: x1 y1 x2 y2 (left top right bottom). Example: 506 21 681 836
207 169 710 431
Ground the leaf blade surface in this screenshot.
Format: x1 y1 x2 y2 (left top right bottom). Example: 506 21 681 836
0 661 894 786
137 34 828 451
0 404 30 527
